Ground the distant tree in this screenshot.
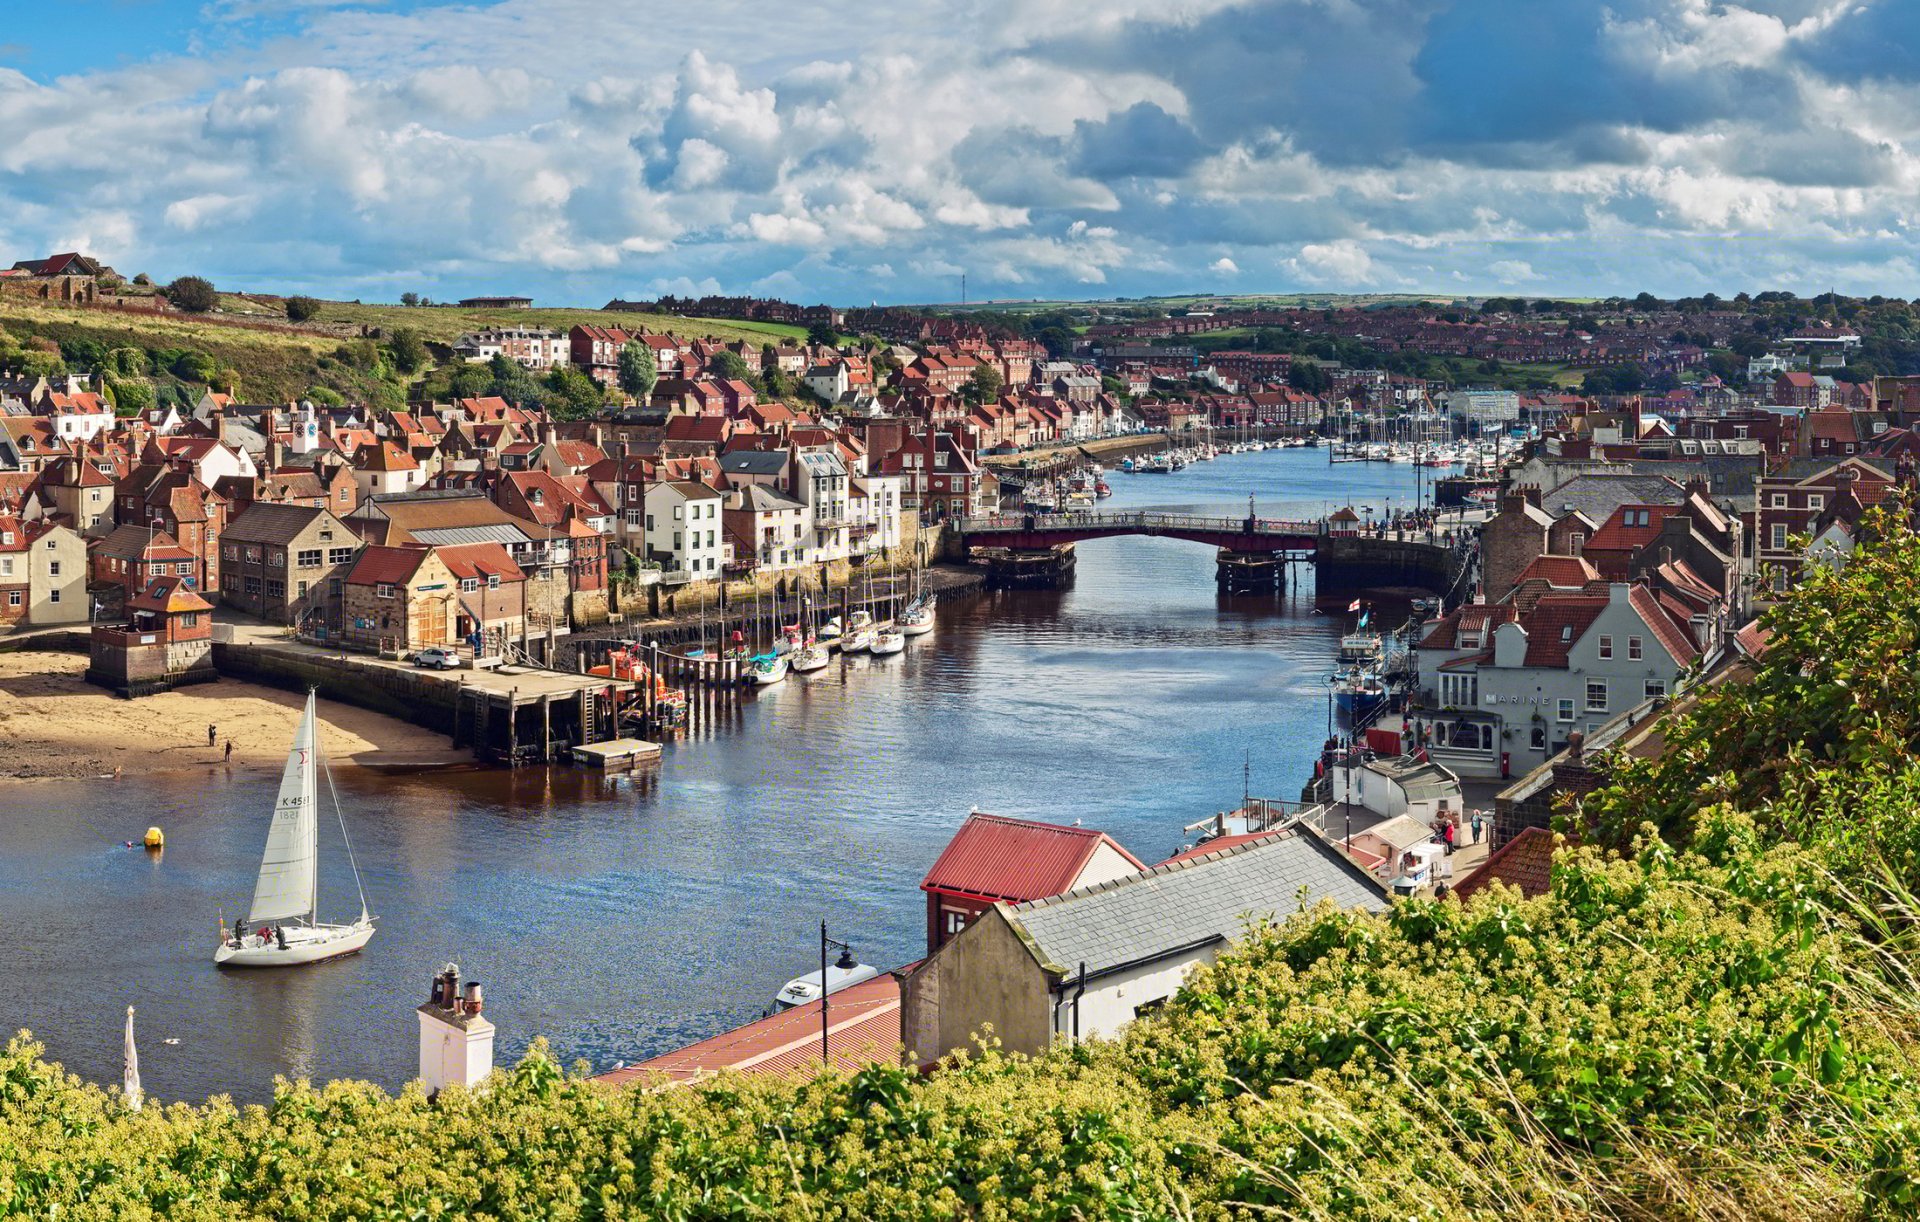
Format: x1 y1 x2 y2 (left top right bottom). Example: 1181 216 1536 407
710 350 752 382
1288 362 1332 394
306 386 346 407
387 327 428 374
445 363 494 399
617 339 657 401
546 364 605 419
103 347 150 377
172 349 219 383
105 377 155 418
1633 291 1661 312
1035 325 1074 358
132 273 152 287
807 322 840 349
165 276 218 313
967 362 1003 403
400 292 421 308
759 366 793 399
284 296 322 323
16 350 65 380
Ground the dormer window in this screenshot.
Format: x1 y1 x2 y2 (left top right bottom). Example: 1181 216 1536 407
531 489 544 505
1460 633 1480 649
1561 626 1573 643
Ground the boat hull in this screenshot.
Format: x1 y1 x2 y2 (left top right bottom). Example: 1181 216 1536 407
790 649 831 673
870 634 905 655
899 616 934 637
215 921 375 968
749 659 789 685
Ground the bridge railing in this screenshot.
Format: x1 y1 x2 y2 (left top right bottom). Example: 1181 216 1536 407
956 512 1326 536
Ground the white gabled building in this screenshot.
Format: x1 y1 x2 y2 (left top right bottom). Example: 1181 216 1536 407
644 480 725 578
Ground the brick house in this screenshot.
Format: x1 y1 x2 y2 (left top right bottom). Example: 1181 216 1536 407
85 575 216 697
341 545 459 653
219 503 360 629
438 541 527 653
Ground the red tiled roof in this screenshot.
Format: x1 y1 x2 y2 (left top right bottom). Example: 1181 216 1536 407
1518 594 1609 667
1417 602 1514 650
920 813 1144 904
1582 504 1680 555
1452 826 1554 901
435 542 524 583
595 973 901 1087
1513 554 1601 588
1734 618 1772 659
1629 583 1700 664
345 543 430 586
357 440 419 473
1160 829 1287 864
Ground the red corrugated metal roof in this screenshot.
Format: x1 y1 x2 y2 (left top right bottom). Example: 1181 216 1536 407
919 813 1143 904
595 973 901 1087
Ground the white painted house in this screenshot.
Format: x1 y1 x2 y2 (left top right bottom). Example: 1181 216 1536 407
644 480 725 578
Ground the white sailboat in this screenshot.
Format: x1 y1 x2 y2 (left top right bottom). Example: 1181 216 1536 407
870 626 906 655
215 691 375 968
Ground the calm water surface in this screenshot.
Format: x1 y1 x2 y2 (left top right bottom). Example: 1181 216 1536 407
0 447 1438 1102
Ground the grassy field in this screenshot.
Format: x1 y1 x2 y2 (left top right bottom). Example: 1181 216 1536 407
218 295 809 346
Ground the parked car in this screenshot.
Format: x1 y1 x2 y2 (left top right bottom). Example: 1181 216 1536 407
412 646 462 669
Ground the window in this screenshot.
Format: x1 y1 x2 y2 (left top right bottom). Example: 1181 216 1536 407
460 577 478 593
1585 680 1608 711
1531 726 1547 750
268 552 284 568
673 532 682 550
1557 698 1575 723
1560 625 1573 643
5 591 16 608
645 514 655 531
339 486 349 502
1773 566 1789 593
943 909 968 936
1459 633 1480 649
296 581 308 598
1771 523 1789 551
486 574 500 590
673 504 683 520
1598 634 1612 660
1628 636 1643 660
296 549 322 567
222 544 238 561
0 558 10 577
319 528 333 541
1132 997 1168 1019
376 582 395 599
265 579 284 600
328 547 355 565
1645 679 1668 699
48 588 59 604
328 578 342 597
1808 493 1824 510
47 561 59 577
175 562 192 576
1771 493 1787 508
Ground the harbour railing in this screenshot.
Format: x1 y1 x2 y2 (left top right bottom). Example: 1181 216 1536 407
957 511 1326 536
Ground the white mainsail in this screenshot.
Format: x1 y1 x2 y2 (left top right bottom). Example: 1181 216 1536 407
123 1005 142 1112
248 693 318 925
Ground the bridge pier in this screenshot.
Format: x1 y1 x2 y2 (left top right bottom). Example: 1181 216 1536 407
980 544 1076 588
1215 550 1285 593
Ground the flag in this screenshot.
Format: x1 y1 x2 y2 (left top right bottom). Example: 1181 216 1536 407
123 1005 142 1112
1346 599 1362 612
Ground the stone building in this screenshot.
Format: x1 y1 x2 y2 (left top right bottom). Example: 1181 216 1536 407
219 503 360 629
341 545 458 654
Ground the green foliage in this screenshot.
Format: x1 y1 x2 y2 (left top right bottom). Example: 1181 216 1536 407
709 349 751 382
616 338 656 400
545 364 606 420
171 349 219 384
306 386 345 407
807 320 839 349
164 276 218 313
103 347 150 378
284 296 322 323
386 328 427 374
967 362 1003 404
104 377 155 418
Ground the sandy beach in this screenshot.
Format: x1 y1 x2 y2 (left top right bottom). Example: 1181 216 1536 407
0 650 469 781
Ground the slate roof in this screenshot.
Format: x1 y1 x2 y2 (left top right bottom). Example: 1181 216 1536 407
921 813 1143 904
720 450 788 477
736 484 806 513
222 502 331 546
1452 826 1555 901
1539 474 1685 524
1004 828 1385 979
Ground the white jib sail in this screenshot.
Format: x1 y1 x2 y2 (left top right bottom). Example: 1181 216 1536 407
248 692 319 924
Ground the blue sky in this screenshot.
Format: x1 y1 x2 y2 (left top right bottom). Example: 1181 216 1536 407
3 1 1919 306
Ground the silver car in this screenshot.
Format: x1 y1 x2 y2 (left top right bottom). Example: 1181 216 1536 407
412 646 462 669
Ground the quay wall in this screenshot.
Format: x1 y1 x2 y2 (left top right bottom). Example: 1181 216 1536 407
213 642 459 735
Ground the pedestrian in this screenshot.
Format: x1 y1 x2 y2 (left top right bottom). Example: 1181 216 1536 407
1442 818 1456 854
224 740 234 762
207 724 217 747
1470 812 1483 844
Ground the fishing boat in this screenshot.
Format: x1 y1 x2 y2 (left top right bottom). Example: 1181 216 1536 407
870 626 906 655
748 653 789 685
215 691 375 968
1094 479 1113 498
1333 668 1388 718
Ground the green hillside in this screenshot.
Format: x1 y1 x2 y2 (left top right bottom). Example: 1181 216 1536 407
2 514 1917 1218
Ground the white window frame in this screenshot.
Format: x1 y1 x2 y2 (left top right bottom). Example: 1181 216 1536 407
1585 680 1608 712
1557 698 1575 723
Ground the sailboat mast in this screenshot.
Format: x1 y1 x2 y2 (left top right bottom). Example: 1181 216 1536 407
304 692 319 923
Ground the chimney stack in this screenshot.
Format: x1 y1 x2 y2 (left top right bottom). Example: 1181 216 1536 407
417 961 494 1097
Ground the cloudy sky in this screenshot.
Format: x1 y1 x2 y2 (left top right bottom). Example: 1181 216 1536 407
3 0 1919 306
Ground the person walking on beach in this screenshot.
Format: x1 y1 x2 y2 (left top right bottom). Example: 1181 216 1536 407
224 740 234 763
207 724 217 748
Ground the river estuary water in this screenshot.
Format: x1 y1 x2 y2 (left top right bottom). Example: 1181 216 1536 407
0 446 1441 1103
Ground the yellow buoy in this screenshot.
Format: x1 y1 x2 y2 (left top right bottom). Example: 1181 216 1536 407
143 827 165 849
